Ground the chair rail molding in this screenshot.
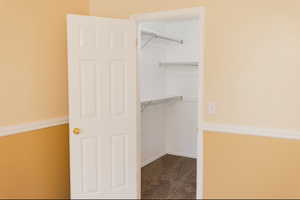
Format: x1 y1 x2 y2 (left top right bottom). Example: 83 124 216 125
203 123 300 140
0 117 69 137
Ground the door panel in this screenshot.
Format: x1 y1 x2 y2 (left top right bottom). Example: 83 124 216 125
80 61 97 118
110 61 127 116
81 137 98 193
111 134 128 188
67 15 138 199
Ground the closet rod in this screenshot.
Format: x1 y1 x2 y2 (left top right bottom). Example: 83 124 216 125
141 30 183 45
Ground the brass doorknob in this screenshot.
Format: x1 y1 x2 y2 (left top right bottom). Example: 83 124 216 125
73 128 81 135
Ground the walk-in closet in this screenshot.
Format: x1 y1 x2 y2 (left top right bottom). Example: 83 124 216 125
139 19 200 199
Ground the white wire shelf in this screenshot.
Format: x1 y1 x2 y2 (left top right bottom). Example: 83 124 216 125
141 96 183 112
159 62 199 68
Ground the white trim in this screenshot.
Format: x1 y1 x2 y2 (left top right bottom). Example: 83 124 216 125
131 7 205 199
142 152 197 168
196 7 205 200
204 123 300 140
167 151 197 159
0 117 68 137
72 193 137 199
142 152 166 167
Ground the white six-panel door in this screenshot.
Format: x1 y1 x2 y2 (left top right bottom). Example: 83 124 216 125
67 15 138 199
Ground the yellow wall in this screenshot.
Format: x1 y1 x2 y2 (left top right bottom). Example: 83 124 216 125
0 0 89 126
1 0 300 199
0 125 70 199
4 129 300 199
204 132 300 199
90 0 300 131
203 0 300 131
2 0 298 130
0 0 88 198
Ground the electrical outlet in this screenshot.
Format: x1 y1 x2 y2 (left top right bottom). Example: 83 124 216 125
208 102 216 114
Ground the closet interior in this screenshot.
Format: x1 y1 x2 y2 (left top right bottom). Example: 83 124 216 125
139 19 200 199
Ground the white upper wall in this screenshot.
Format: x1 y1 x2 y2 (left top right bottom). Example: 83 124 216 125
160 19 200 62
139 22 167 100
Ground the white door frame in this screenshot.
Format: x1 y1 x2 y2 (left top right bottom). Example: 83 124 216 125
130 7 206 199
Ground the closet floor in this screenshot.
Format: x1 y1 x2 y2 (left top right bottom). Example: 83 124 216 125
142 154 196 199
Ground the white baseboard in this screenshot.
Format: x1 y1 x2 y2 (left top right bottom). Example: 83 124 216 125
0 117 69 137
72 192 137 199
167 151 197 159
142 151 166 167
203 123 300 140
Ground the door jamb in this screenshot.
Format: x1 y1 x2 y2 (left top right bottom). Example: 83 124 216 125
130 7 206 199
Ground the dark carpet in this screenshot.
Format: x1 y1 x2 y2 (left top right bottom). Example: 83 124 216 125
142 154 196 199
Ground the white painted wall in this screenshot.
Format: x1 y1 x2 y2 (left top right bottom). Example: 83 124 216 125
163 20 199 158
161 19 200 63
140 20 199 165
139 22 167 100
165 68 198 158
141 104 167 166
140 22 167 166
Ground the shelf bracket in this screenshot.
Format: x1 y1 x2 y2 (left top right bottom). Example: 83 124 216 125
141 30 183 49
141 35 156 49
